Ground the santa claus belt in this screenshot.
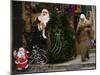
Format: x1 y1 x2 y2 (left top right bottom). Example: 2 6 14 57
15 60 28 64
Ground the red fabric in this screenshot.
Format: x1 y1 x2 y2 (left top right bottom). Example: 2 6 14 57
16 61 27 69
15 54 28 69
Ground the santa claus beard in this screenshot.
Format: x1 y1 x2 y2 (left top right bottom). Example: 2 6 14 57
39 13 50 27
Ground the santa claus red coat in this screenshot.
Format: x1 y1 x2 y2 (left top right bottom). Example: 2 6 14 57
13 48 28 70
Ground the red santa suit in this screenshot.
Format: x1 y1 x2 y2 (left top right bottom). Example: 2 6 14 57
14 48 28 70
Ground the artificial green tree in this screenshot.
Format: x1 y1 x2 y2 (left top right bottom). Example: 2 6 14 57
47 8 76 63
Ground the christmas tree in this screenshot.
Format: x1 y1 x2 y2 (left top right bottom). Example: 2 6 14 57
47 8 76 63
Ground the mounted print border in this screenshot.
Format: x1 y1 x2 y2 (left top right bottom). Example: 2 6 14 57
11 0 96 74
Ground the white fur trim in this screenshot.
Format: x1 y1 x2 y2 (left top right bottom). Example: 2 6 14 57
15 60 28 64
17 68 23 70
42 9 48 13
25 65 28 69
15 61 19 64
42 32 47 39
38 16 41 21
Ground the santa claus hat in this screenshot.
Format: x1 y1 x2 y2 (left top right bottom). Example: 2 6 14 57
42 9 49 13
80 14 86 19
19 47 26 53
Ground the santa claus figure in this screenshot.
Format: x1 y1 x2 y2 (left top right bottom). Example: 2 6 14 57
13 47 28 70
35 9 50 39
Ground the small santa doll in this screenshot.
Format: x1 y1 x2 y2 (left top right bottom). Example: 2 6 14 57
13 47 29 70
35 9 50 39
